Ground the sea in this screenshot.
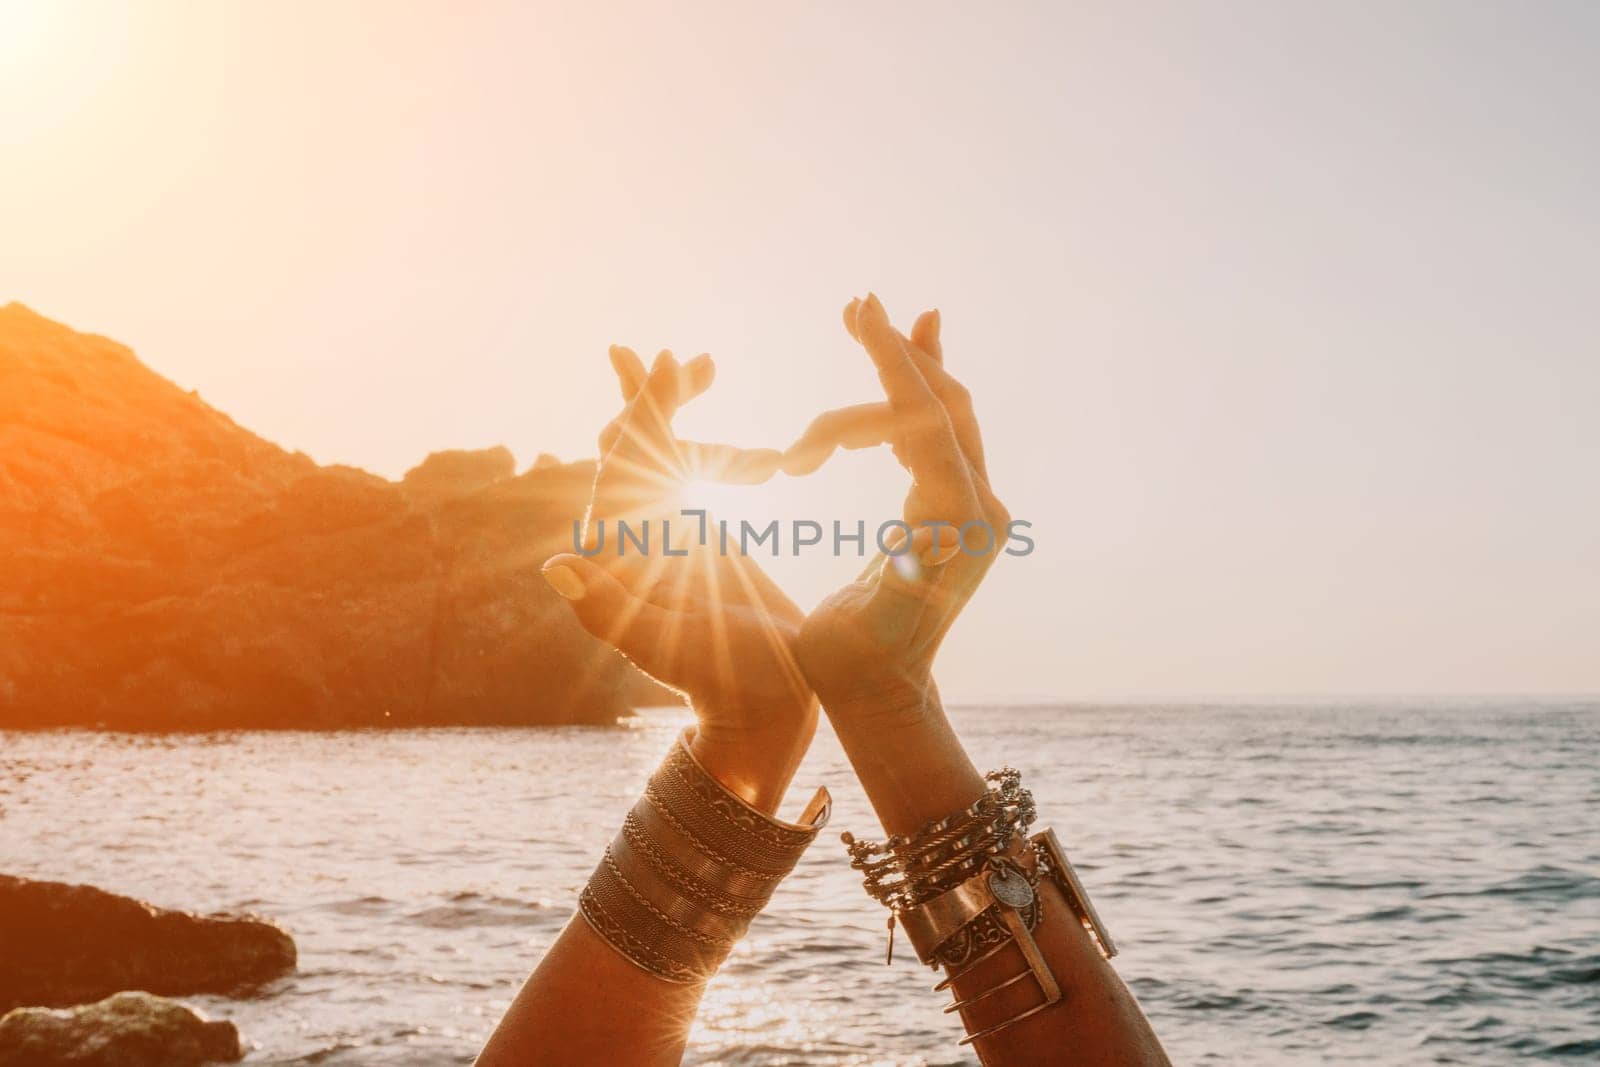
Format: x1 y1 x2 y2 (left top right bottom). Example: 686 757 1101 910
2 699 1596 1065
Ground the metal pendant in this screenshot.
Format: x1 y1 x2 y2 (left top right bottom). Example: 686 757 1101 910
987 867 1035 909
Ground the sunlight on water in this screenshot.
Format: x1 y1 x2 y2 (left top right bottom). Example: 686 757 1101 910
2 699 1596 1065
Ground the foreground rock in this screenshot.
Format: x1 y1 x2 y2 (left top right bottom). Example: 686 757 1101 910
0 875 295 1014
0 992 241 1067
0 302 670 728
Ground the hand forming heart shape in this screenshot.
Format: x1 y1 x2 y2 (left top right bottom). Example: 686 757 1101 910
538 294 1008 812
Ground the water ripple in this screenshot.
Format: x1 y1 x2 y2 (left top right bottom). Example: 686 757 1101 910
1 698 1596 1064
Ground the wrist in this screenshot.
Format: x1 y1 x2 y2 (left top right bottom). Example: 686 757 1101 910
688 701 819 815
816 681 988 838
817 675 941 738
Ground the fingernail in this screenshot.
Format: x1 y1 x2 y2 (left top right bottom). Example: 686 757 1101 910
651 350 674 372
542 564 586 601
923 540 961 566
882 526 909 553
859 293 887 332
928 308 941 335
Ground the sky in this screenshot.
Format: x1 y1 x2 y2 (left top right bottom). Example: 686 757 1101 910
3 1 1597 700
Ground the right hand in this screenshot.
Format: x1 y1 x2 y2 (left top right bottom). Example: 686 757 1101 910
785 294 1011 728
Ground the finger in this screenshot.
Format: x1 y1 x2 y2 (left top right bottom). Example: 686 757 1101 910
829 301 985 479
542 554 675 664
872 547 967 622
679 353 715 407
910 309 942 364
853 542 968 652
781 379 987 489
599 352 716 455
870 520 985 623
842 297 863 342
592 353 690 516
887 306 987 481
598 345 650 452
681 441 783 484
854 293 940 419
901 342 988 483
585 545 682 603
640 349 685 423
623 350 686 466
849 294 977 510
882 521 963 566
608 345 649 401
781 402 893 475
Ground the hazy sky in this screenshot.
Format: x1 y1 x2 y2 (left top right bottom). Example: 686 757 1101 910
4 1 1597 699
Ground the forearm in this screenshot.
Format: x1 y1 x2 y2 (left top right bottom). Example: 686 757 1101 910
477 917 702 1067
477 718 824 1066
824 690 1170 1066
827 689 986 836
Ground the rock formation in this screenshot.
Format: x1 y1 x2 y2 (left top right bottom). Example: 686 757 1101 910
0 992 242 1067
0 874 295 1014
0 302 672 728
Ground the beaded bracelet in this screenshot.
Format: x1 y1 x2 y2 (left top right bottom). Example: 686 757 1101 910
843 767 1035 911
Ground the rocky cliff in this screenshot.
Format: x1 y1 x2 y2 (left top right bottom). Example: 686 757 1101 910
0 302 668 728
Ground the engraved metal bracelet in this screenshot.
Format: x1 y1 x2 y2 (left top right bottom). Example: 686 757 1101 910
578 728 830 983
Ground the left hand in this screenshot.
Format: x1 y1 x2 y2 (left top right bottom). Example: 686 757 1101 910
542 347 818 809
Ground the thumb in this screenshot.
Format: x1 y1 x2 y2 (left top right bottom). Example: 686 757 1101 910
541 555 673 662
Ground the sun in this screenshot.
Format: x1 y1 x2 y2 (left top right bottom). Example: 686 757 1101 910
676 476 785 531
672 471 856 613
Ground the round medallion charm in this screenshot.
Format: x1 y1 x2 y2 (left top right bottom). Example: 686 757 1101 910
988 868 1035 909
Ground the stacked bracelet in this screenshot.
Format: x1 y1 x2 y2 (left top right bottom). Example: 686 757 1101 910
842 770 1116 1047
843 767 1036 912
579 729 830 983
